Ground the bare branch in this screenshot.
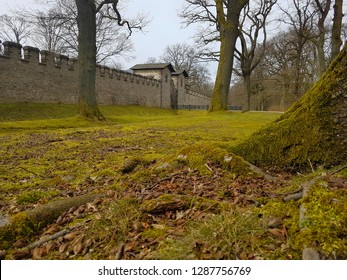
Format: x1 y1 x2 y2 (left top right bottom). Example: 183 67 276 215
96 0 142 37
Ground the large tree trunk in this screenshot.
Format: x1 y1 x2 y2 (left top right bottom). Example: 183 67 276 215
331 0 343 61
76 0 105 121
209 0 249 112
233 43 347 171
209 25 237 111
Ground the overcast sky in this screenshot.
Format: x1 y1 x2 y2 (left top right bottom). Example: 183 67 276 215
0 0 218 75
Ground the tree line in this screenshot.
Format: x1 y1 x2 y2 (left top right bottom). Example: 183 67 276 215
0 0 345 118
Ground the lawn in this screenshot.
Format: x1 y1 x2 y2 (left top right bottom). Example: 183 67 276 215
0 104 346 260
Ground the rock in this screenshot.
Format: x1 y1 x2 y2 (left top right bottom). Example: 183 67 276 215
267 218 283 228
302 247 320 260
0 250 6 260
0 215 10 227
268 228 285 241
177 154 188 160
283 192 303 202
156 163 170 170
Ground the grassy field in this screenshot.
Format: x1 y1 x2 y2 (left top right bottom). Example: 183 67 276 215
0 104 346 260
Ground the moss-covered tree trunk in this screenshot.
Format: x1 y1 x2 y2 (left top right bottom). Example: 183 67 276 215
233 43 347 171
76 0 105 121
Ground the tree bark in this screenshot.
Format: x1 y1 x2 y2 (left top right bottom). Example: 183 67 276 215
314 0 331 77
76 0 105 121
234 43 347 171
209 0 249 112
242 73 251 112
331 0 343 61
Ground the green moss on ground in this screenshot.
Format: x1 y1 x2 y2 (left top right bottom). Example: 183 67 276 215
300 182 347 257
8 104 342 259
175 143 258 177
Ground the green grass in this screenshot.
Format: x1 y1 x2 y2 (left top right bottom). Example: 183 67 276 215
0 103 78 121
1 103 346 260
8 103 346 260
0 104 281 196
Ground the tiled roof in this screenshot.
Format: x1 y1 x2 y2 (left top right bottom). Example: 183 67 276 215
131 63 175 72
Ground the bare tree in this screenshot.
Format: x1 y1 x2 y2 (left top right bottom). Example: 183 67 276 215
249 29 316 111
0 14 31 44
234 0 277 112
160 43 211 91
20 0 144 64
312 0 332 76
181 0 249 111
252 31 296 111
279 0 317 96
331 0 343 60
31 9 67 52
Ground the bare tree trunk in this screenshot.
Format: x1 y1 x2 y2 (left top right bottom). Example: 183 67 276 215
76 0 105 121
314 0 331 76
293 42 304 96
316 34 326 76
209 0 249 112
331 0 343 61
209 24 238 111
236 0 277 112
242 74 251 112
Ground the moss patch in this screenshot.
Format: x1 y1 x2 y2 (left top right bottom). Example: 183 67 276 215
176 143 257 177
300 182 347 257
0 212 38 249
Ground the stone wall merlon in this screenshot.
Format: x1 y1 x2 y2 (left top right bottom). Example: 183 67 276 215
3 41 22 59
23 46 40 63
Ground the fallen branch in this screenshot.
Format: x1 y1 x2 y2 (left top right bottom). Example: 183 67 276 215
205 163 213 172
25 221 91 251
18 166 45 179
0 193 104 247
115 242 125 260
27 229 69 251
247 162 277 181
25 193 103 226
329 164 347 175
283 192 303 202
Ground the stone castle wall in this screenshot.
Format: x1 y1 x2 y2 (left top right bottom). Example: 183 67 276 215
0 41 211 109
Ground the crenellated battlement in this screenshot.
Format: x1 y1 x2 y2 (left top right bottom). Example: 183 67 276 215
0 41 210 108
0 42 161 86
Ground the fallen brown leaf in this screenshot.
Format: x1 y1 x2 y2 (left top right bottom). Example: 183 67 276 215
32 247 47 260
